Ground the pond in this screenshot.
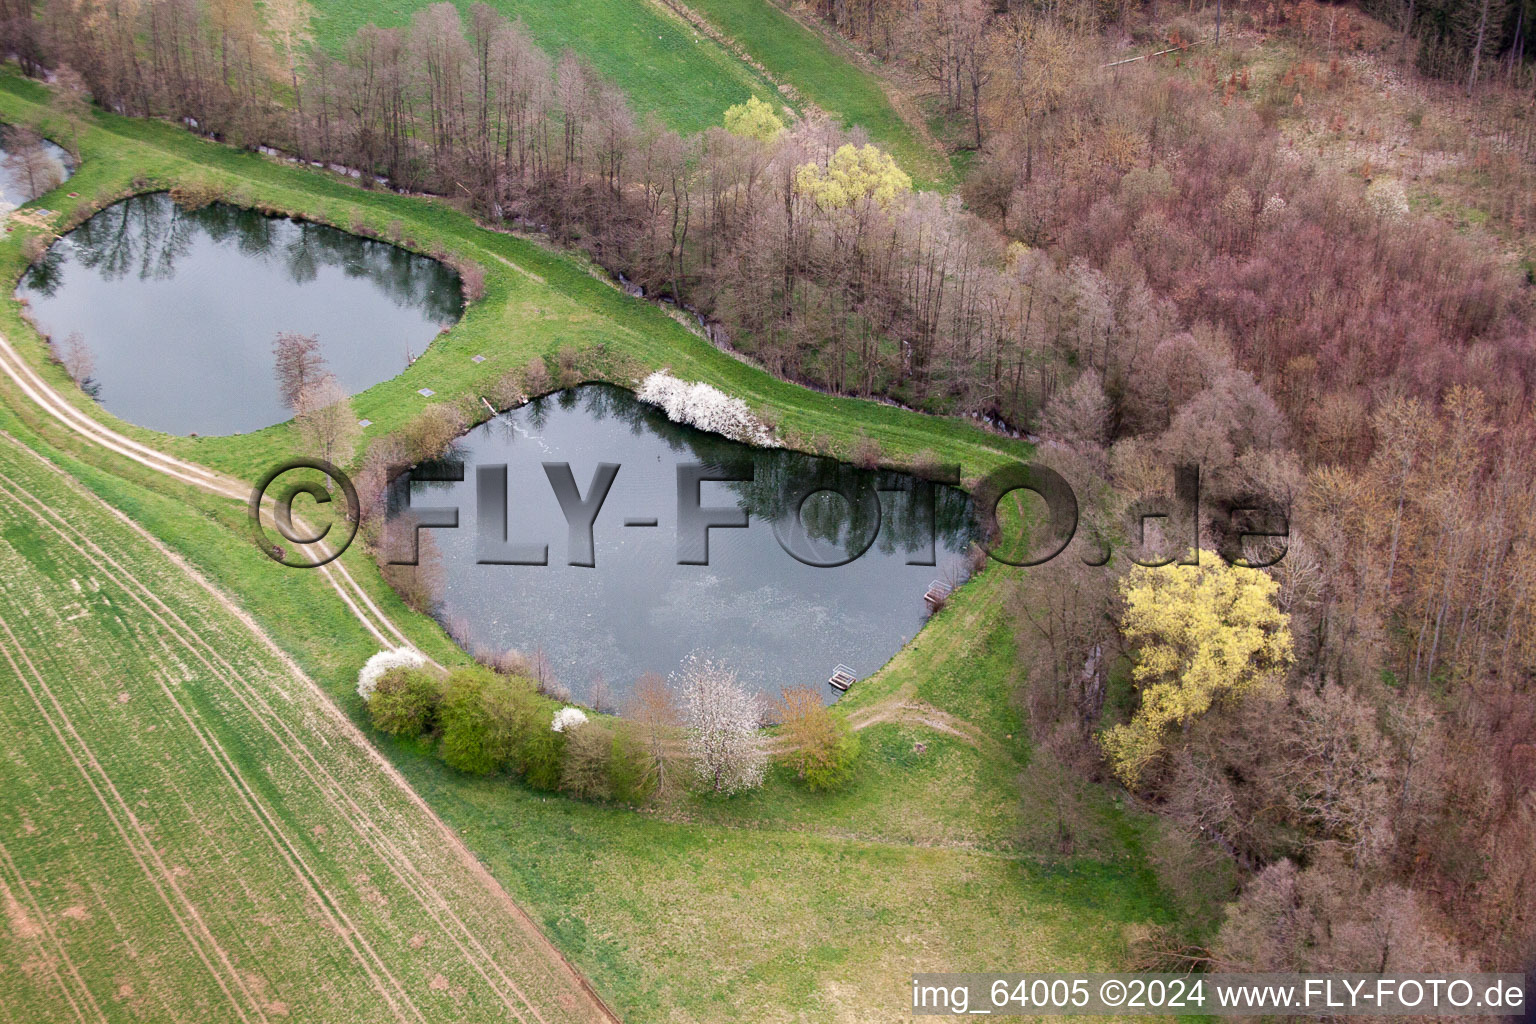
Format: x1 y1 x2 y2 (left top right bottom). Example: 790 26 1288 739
0 132 72 208
16 193 462 436
398 385 975 706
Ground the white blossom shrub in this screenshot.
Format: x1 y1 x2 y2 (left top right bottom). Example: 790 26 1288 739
1366 178 1410 221
636 371 779 447
551 706 589 732
357 647 427 701
676 653 766 794
1259 193 1287 227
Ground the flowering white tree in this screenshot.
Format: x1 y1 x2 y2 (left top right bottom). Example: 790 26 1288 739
356 647 427 701
636 371 779 447
676 654 766 794
551 707 589 733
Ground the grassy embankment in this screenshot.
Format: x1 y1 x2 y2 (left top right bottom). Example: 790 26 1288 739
0 73 1208 1021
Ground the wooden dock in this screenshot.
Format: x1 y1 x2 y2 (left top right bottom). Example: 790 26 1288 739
828 664 857 692
923 579 953 610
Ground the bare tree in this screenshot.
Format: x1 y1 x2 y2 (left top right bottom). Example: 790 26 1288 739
627 671 679 795
56 330 96 393
589 672 612 714
265 0 316 150
3 125 62 198
49 64 92 157
676 654 765 794
293 373 360 465
382 529 446 614
273 331 326 411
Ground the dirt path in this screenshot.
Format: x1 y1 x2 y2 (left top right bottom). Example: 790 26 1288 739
0 441 622 1023
649 693 991 761
0 331 416 656
844 699 995 747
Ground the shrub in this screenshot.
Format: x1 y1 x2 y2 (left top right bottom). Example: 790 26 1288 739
557 345 580 386
636 371 779 446
778 686 860 792
20 233 49 264
488 370 524 411
437 668 499 774
437 666 533 774
478 646 532 676
551 706 588 732
851 434 882 470
357 647 428 701
802 720 859 792
559 722 613 800
517 724 565 791
608 723 657 804
458 260 486 303
484 671 541 741
399 403 468 463
169 179 228 210
909 448 946 480
524 356 552 395
367 666 442 738
380 530 446 614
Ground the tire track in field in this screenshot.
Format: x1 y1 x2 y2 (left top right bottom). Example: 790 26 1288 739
158 673 425 1024
0 450 619 1022
0 332 415 654
3 436 621 1021
0 472 544 1024
0 620 269 1024
0 839 104 1024
133 650 424 1024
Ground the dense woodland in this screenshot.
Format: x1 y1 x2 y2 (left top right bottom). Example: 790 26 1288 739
816 0 1536 91
4 0 1535 981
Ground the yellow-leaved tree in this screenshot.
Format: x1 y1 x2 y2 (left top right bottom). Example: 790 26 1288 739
794 143 912 209
723 96 785 142
1101 552 1293 786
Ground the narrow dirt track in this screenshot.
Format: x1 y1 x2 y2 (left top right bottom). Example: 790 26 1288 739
0 351 622 1021
0 331 416 655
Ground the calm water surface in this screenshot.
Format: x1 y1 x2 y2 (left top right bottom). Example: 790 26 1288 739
403 386 975 705
17 193 461 435
0 135 71 206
